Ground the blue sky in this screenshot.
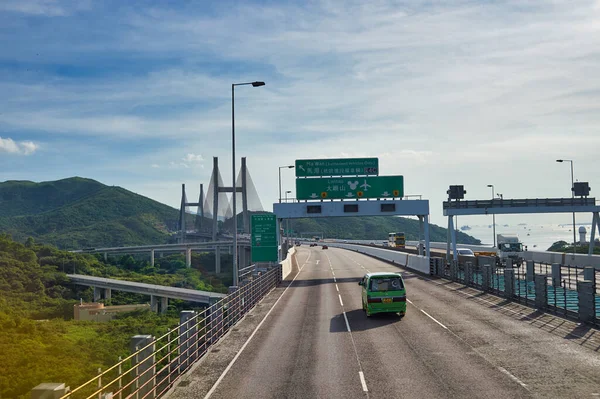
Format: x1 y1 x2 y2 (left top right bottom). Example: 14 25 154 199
1 0 600 231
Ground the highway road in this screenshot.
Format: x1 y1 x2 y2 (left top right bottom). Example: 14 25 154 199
169 246 600 399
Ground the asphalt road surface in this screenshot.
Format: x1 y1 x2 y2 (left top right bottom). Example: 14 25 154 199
170 246 600 399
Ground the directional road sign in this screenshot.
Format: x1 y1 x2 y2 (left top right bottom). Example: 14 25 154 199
296 176 404 200
251 214 278 262
295 158 378 177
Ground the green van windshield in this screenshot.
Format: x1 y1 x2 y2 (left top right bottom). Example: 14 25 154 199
369 277 404 292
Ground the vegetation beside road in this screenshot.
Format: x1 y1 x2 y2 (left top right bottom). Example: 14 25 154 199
0 235 227 399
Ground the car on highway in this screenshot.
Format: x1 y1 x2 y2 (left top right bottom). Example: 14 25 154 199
456 248 475 256
322 245 328 249
359 272 406 317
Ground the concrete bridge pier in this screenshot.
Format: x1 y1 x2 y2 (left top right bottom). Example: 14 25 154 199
104 288 111 301
215 246 221 274
93 287 102 302
160 297 168 314
151 295 158 312
150 249 155 267
186 248 192 267
103 252 108 261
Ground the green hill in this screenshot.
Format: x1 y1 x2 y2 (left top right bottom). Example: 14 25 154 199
227 212 480 244
286 216 480 244
0 177 181 249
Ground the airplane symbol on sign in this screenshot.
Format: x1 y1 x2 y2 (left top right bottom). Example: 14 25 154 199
360 180 371 191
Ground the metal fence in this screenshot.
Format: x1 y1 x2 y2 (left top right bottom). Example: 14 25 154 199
58 264 283 399
431 258 598 327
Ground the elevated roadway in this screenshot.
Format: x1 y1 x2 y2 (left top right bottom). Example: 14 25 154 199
168 246 600 398
67 274 226 306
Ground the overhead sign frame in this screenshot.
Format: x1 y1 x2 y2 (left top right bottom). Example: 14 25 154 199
295 158 379 177
296 175 403 200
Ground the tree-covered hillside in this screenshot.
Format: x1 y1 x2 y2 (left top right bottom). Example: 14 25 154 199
279 215 480 244
0 234 228 398
0 177 183 248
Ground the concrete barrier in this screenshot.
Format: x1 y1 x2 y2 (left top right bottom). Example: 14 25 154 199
281 247 296 280
327 243 431 274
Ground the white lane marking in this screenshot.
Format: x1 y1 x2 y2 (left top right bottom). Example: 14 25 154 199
316 260 320 264
204 252 311 399
358 371 368 392
335 284 339 292
406 299 413 304
331 271 335 276
498 367 529 390
343 311 351 332
420 309 448 330
338 294 344 307
333 277 337 283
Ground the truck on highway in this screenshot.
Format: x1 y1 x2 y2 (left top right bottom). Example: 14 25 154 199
496 234 525 267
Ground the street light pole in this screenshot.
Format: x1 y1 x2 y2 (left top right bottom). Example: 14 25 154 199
231 81 265 287
279 165 295 203
285 190 292 240
487 184 496 247
557 159 576 256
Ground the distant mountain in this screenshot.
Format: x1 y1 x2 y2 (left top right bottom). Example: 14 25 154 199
227 212 480 244
0 177 183 249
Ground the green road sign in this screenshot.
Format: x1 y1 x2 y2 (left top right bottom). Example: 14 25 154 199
296 176 404 200
251 214 278 262
295 158 378 177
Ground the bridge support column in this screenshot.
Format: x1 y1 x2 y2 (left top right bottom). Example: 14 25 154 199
482 265 492 291
504 268 515 299
577 281 595 323
93 287 102 302
551 263 562 287
179 311 198 372
150 295 158 312
207 298 223 345
103 252 107 261
150 249 155 267
418 216 424 256
186 248 192 267
535 275 548 310
215 246 221 274
160 297 168 314
104 288 111 301
130 335 156 399
526 260 535 282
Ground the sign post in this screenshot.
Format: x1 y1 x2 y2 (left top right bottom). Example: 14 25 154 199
251 214 278 262
296 176 404 200
295 158 379 177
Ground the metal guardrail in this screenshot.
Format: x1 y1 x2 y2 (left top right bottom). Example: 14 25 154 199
58 264 283 399
432 258 598 327
443 197 597 209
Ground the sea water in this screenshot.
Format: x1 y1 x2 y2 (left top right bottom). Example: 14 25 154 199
461 224 584 251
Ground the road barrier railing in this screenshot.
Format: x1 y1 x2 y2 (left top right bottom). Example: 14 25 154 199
35 263 284 399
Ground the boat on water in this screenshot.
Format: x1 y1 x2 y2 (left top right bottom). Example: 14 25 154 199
460 225 472 231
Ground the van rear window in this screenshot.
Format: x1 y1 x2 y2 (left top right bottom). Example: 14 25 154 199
369 277 403 292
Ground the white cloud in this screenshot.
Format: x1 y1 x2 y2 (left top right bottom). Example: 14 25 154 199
182 153 203 163
0 137 39 155
2 0 600 230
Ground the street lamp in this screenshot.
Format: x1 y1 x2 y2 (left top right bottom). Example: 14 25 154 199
487 184 496 247
556 159 576 256
279 165 295 203
285 190 292 240
232 81 265 287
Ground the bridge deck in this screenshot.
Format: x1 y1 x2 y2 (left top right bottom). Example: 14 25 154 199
67 274 226 304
